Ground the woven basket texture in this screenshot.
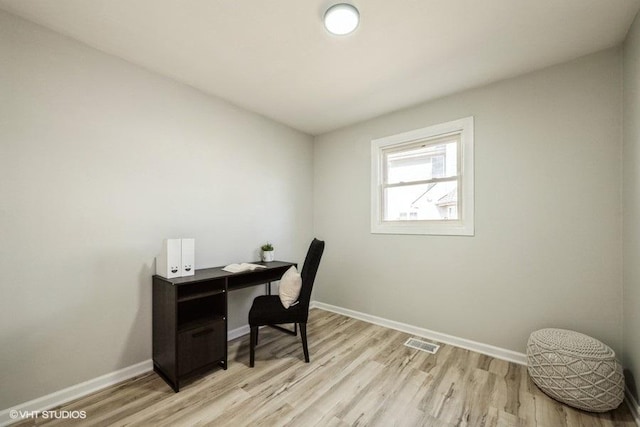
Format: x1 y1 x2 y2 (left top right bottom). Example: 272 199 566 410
527 328 624 412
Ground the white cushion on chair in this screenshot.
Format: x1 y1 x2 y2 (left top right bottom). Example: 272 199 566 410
279 266 302 309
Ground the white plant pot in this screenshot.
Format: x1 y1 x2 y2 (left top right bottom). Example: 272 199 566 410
262 250 275 262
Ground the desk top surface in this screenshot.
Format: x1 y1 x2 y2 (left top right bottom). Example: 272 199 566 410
154 260 296 286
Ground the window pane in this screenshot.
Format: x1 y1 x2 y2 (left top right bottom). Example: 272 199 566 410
385 140 457 184
384 181 458 221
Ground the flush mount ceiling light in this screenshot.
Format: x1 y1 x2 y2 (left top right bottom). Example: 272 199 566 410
324 3 359 36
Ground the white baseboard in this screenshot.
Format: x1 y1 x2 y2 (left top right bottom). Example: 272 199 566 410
626 387 640 426
311 301 528 366
6 304 635 426
0 324 255 427
311 302 640 423
0 359 153 427
228 324 251 340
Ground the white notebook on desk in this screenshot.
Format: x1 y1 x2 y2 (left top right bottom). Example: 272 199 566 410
222 263 267 273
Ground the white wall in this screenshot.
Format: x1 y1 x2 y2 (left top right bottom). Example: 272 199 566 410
313 49 623 356
0 10 313 409
623 11 640 403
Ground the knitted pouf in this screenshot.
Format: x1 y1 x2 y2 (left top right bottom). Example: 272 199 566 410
526 328 624 412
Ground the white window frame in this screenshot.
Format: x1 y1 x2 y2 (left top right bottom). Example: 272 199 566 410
371 116 474 236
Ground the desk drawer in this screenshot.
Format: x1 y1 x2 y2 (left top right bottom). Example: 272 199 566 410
178 319 224 376
227 267 289 290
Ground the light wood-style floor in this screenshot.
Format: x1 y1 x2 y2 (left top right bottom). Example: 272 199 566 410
13 309 636 426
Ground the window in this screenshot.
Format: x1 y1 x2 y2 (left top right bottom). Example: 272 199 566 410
371 117 474 235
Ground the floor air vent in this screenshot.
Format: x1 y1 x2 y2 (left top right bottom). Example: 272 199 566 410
404 337 440 354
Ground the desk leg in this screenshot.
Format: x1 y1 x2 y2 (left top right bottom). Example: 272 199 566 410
266 281 271 295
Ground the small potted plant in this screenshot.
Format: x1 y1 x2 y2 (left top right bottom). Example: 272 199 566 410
261 243 274 262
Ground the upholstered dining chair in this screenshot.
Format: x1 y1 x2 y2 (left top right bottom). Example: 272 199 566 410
249 238 325 367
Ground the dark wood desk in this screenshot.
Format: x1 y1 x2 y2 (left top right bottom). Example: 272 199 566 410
152 261 295 392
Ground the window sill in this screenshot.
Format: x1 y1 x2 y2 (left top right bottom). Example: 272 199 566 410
371 221 474 236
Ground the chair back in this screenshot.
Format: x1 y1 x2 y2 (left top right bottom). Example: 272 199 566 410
298 238 325 315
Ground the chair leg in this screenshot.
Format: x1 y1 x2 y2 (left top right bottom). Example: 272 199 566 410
300 322 309 363
255 326 259 345
250 326 257 367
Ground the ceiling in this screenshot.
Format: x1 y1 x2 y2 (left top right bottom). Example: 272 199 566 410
1 1 639 135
